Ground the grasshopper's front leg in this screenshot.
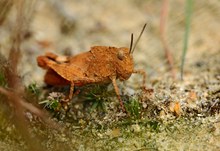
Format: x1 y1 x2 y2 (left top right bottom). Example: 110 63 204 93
133 69 153 100
133 69 146 90
110 76 126 112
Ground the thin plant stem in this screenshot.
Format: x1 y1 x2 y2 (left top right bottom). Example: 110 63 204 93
180 0 193 80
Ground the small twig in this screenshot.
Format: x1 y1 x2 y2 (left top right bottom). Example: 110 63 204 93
206 99 219 113
160 0 176 79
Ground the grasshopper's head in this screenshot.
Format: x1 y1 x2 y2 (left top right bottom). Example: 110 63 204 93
115 47 134 81
116 23 147 81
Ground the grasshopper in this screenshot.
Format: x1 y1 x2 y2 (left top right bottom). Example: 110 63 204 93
37 24 147 111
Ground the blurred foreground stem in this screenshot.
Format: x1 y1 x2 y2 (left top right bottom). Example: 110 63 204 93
160 0 176 79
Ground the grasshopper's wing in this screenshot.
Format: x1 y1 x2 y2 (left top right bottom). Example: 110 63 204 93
37 55 94 84
48 63 83 81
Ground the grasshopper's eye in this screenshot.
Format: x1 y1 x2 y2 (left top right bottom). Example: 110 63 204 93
117 50 124 60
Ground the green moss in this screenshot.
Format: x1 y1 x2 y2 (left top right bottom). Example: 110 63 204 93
39 99 60 110
26 83 40 97
82 84 115 112
124 97 141 119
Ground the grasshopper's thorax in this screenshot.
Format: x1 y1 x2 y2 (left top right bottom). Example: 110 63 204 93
115 47 134 81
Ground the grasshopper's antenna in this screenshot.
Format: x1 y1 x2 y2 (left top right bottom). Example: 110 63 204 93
129 33 134 54
131 23 147 53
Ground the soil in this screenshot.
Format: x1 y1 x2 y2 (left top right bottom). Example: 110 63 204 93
0 0 220 151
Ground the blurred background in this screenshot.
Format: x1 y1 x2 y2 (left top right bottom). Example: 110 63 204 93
0 1 220 150
0 0 220 85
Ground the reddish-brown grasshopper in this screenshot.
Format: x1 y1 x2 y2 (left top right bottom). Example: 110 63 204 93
37 24 147 111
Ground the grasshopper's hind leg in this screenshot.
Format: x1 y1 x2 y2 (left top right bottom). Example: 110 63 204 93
68 82 80 99
60 82 74 110
68 82 74 100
